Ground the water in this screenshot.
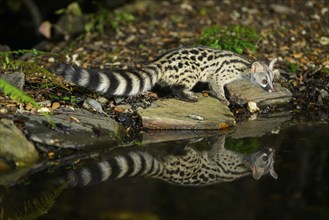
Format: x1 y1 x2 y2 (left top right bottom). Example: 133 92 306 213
1 122 328 220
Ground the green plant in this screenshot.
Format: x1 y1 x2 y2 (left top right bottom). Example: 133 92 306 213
0 78 40 109
55 2 82 16
85 7 108 33
62 95 79 105
85 8 134 33
322 68 329 75
199 8 208 16
40 83 55 89
0 78 54 125
287 62 300 73
47 94 79 105
0 49 45 70
197 25 261 54
110 11 135 30
10 183 67 220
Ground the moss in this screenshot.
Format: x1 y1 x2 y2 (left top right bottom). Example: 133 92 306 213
225 137 260 154
196 25 261 54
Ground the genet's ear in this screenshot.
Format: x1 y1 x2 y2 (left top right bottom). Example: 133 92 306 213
251 61 264 75
270 167 278 179
269 58 277 70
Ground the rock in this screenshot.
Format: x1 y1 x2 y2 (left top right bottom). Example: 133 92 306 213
56 14 88 40
138 94 235 130
270 4 295 14
141 130 220 145
0 72 25 90
318 89 329 105
226 80 292 107
0 118 39 166
319 89 329 99
231 112 292 139
24 107 123 148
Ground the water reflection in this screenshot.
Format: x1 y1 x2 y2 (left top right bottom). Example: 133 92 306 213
64 135 277 187
2 122 328 220
0 134 277 219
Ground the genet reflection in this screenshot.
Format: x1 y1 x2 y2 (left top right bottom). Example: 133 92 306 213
63 135 277 188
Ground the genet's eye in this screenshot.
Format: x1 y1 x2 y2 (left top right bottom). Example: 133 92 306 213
262 79 268 85
262 155 269 161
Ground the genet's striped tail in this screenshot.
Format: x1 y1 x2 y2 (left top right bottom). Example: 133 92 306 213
54 64 161 97
66 151 163 187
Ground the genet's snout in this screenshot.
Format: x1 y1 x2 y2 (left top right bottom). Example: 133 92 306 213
265 84 275 93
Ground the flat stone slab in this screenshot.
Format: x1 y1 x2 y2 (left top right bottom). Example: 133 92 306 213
138 94 235 130
226 80 292 107
24 108 123 148
231 112 292 139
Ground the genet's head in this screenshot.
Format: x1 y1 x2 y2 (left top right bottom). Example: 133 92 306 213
250 147 278 180
250 58 277 92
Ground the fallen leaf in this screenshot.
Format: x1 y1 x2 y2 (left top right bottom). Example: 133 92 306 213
25 103 33 110
293 52 303 59
218 123 230 129
114 106 126 113
52 102 60 110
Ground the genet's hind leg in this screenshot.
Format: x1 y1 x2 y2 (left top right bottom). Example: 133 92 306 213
171 85 198 102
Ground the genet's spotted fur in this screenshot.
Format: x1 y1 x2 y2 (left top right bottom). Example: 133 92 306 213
55 47 277 105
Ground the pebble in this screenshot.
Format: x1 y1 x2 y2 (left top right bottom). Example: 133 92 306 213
270 4 295 14
311 14 320 20
48 57 55 63
0 108 8 114
247 101 260 113
320 89 329 99
97 97 109 104
319 36 329 45
230 10 240 20
299 86 307 92
321 8 328 14
37 107 51 113
37 100 52 107
66 54 81 66
180 3 193 11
